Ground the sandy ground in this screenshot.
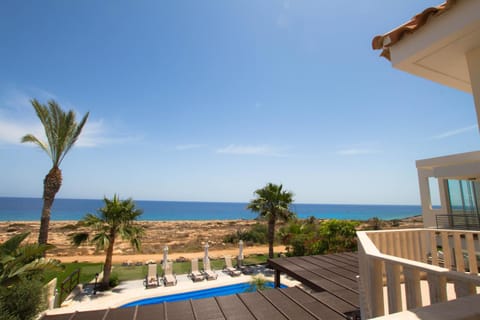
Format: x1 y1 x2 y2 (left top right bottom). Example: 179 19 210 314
52 245 286 264
0 220 287 263
0 216 423 264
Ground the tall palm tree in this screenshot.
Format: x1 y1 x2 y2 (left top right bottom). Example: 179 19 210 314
71 195 144 289
247 183 295 258
21 99 89 246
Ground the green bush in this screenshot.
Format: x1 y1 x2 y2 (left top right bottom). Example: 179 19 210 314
109 273 120 288
223 223 267 245
281 219 358 257
0 277 46 320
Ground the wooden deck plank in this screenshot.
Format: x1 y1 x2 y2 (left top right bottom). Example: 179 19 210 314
300 256 358 279
331 252 359 263
295 257 359 289
136 303 166 320
238 291 289 320
260 288 319 320
191 298 225 320
41 314 77 320
330 288 360 307
105 307 137 320
281 287 346 320
282 257 358 291
311 255 358 273
165 300 195 320
311 291 358 315
215 295 256 320
69 310 106 320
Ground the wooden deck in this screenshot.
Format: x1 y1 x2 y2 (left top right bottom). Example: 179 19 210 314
268 252 359 319
41 286 353 320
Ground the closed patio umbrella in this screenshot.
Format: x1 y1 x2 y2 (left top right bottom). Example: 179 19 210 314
163 245 169 271
204 242 210 266
238 240 244 267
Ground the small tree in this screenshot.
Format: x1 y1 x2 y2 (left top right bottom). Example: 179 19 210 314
71 195 144 289
313 219 358 254
0 233 62 287
0 233 62 320
247 183 295 258
248 274 267 292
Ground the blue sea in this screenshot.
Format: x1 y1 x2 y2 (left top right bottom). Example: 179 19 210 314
0 197 421 221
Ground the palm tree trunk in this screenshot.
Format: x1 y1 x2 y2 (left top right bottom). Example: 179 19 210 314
38 167 62 245
268 218 275 259
102 235 115 289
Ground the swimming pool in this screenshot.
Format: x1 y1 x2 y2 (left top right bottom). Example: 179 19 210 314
121 282 286 307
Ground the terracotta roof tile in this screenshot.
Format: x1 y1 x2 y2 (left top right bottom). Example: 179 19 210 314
372 0 458 60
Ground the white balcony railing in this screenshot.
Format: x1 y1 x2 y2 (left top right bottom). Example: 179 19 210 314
357 229 480 319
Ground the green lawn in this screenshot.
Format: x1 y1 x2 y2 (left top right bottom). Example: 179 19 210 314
44 253 270 298
43 262 103 289
112 254 269 280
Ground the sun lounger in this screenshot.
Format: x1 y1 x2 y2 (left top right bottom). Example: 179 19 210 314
189 258 205 282
144 263 160 288
224 255 241 277
203 259 218 280
163 261 177 286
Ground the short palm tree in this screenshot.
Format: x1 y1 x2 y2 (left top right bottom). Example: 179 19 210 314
247 183 295 258
71 195 144 289
0 232 62 287
21 99 89 246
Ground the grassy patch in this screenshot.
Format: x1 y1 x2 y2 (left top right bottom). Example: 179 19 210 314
43 262 103 289
44 254 270 291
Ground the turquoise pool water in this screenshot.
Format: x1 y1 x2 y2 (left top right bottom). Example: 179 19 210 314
121 282 286 307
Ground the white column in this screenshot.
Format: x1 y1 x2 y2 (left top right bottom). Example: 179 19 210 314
466 47 480 130
417 169 436 228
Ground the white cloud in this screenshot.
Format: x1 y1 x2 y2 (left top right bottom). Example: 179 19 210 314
337 148 379 156
431 125 477 140
216 144 282 156
76 119 142 147
175 144 206 151
0 117 44 145
0 114 139 148
0 87 58 112
0 87 139 148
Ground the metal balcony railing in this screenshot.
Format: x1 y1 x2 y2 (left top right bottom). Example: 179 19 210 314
436 214 480 230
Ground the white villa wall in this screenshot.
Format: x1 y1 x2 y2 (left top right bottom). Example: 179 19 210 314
467 47 480 128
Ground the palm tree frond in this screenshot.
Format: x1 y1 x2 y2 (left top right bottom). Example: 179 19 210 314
9 258 63 279
26 99 89 167
0 232 31 256
20 134 51 157
70 232 90 246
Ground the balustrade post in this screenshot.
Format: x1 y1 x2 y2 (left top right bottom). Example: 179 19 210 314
385 262 402 314
403 267 422 309
369 258 385 317
400 232 408 259
427 273 447 304
466 233 478 273
454 279 477 298
419 230 428 263
407 231 415 260
386 232 394 255
394 231 401 257
430 231 439 266
453 233 465 272
441 232 452 269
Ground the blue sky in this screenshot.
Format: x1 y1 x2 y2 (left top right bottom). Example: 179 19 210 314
0 0 478 205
